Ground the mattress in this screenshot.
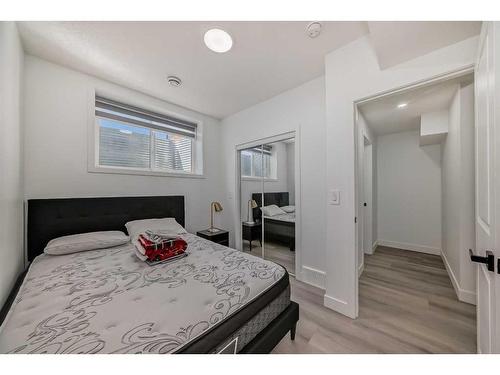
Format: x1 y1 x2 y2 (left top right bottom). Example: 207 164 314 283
264 212 295 223
0 233 289 354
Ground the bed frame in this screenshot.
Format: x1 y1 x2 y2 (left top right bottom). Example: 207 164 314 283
252 192 295 251
0 195 298 354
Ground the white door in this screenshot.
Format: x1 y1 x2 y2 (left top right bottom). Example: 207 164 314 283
474 21 500 354
363 142 373 254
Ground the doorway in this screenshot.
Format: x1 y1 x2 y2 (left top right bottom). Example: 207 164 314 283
353 71 478 352
236 133 298 276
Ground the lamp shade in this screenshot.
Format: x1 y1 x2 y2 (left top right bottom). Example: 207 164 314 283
249 199 258 209
212 201 223 212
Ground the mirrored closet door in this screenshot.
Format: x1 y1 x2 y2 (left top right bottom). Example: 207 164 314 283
239 136 296 276
240 144 264 259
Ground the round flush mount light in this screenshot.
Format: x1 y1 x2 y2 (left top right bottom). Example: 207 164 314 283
204 28 233 53
397 102 408 109
167 76 182 87
306 22 322 38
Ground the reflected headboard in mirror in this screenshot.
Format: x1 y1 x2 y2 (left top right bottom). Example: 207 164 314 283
251 192 289 221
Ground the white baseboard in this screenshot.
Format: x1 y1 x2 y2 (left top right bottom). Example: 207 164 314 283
363 241 377 255
324 294 356 318
358 262 364 277
301 265 326 290
377 239 441 255
441 250 476 305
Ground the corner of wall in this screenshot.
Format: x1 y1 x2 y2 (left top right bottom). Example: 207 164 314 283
0 21 26 308
441 249 476 305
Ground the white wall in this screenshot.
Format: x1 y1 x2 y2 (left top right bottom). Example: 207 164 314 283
421 110 449 135
221 76 326 288
0 22 24 307
324 35 478 317
420 110 449 146
23 56 225 235
377 130 442 254
441 82 476 304
240 142 289 221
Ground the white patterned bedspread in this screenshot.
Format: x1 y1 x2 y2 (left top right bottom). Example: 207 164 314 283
263 212 295 223
0 233 285 354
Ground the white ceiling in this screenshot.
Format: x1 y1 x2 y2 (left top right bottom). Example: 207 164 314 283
358 74 474 136
18 21 481 119
18 21 368 119
367 21 481 69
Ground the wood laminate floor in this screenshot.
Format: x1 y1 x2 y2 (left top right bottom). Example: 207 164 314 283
272 246 477 353
243 240 295 275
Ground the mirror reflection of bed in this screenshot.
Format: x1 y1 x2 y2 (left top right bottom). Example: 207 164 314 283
239 137 296 276
253 191 295 274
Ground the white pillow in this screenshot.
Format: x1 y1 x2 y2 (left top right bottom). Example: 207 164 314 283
280 205 295 213
125 218 187 241
44 231 129 255
261 204 286 217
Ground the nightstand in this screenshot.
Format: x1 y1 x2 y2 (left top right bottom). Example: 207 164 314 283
196 229 229 247
242 221 262 251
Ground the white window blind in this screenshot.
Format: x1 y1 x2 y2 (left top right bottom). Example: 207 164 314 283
95 96 197 173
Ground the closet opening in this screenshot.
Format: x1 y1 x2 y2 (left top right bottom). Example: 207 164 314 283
236 132 298 276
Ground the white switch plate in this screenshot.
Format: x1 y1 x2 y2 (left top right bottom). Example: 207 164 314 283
329 189 340 205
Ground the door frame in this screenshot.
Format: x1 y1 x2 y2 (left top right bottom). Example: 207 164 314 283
362 137 373 256
234 130 302 277
352 65 474 318
356 117 374 277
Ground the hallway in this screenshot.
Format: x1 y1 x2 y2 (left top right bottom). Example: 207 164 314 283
273 246 476 353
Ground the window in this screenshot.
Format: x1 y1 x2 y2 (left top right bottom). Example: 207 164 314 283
241 146 273 179
94 96 198 175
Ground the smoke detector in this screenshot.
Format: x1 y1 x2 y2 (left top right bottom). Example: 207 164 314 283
167 76 182 87
306 22 322 38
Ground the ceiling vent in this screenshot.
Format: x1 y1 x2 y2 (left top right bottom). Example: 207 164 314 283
167 76 182 87
306 22 322 38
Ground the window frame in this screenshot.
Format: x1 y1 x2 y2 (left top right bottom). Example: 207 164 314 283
88 91 204 179
240 148 277 181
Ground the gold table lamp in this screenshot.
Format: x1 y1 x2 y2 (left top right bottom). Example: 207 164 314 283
208 201 223 233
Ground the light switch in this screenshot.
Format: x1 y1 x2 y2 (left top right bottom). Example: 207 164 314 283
329 189 340 205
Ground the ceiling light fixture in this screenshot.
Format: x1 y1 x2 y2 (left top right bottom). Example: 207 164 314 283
204 28 233 53
167 76 182 87
397 102 408 109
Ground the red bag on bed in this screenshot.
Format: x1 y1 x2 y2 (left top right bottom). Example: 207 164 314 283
138 234 187 262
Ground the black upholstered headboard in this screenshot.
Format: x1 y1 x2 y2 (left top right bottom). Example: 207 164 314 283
27 196 185 262
252 192 289 221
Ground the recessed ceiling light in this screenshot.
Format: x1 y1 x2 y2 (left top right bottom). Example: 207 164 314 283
204 28 233 53
397 103 408 109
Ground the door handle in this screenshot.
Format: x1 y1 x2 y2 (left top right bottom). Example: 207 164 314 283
469 249 495 272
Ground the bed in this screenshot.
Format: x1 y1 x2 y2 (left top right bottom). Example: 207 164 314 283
0 196 298 354
252 192 295 251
